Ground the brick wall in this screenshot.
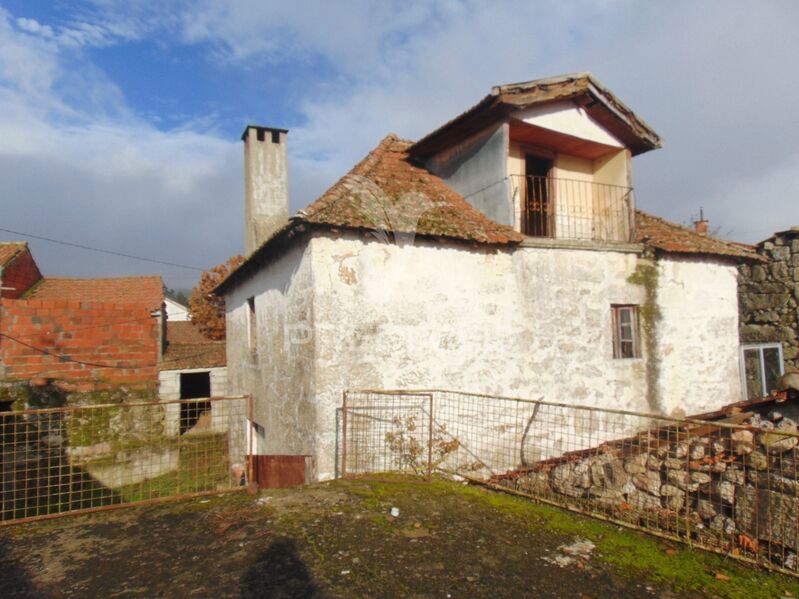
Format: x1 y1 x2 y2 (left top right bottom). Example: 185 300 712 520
1 247 42 299
0 298 159 388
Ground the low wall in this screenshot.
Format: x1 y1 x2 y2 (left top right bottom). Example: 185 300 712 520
494 409 799 571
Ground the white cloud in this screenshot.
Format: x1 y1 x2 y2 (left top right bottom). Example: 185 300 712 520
0 8 242 288
1 0 798 292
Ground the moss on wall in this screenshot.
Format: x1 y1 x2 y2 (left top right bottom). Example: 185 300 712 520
627 259 662 412
65 389 164 448
0 381 29 410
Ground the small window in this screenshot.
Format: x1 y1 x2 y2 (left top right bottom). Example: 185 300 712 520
612 305 640 359
740 343 784 400
247 297 257 353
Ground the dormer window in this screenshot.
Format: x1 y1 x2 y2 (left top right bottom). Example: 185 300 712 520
411 73 660 248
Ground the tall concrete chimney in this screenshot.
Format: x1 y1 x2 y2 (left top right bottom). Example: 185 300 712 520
242 125 290 255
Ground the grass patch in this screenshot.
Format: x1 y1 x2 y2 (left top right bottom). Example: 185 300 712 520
117 433 233 502
455 481 799 599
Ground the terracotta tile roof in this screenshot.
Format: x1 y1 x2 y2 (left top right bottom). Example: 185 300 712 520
160 321 226 370
24 276 164 309
218 135 525 295
0 242 27 267
298 134 525 245
635 211 764 262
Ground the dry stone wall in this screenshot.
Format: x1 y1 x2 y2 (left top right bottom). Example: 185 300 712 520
739 227 799 371
495 406 799 571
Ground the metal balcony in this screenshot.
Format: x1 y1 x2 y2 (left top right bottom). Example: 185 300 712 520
510 175 636 243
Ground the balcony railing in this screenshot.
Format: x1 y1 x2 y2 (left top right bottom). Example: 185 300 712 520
510 175 636 243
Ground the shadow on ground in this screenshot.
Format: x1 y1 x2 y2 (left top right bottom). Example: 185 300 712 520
241 538 328 599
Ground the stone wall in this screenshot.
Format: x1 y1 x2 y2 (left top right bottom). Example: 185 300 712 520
739 227 799 371
495 405 799 571
309 233 743 480
225 239 317 468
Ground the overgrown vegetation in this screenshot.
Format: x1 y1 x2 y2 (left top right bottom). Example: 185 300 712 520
188 255 244 340
627 259 663 412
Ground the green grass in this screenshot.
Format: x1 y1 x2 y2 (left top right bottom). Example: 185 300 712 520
454 481 799 599
113 433 233 502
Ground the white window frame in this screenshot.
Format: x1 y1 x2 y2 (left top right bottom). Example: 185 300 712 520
739 342 784 400
611 304 641 359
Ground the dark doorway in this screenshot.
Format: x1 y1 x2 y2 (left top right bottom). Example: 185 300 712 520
180 372 211 399
179 372 211 434
524 155 553 237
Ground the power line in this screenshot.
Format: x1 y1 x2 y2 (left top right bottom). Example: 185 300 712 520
0 227 205 272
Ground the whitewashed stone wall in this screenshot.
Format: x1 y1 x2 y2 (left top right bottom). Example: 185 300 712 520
225 232 745 481
656 257 743 411
225 240 317 471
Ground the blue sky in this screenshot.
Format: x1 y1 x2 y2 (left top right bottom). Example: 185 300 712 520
0 1 797 289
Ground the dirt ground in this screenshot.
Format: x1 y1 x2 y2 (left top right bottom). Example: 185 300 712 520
1 475 797 598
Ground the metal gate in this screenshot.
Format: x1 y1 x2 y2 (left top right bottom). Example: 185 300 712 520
1 395 252 524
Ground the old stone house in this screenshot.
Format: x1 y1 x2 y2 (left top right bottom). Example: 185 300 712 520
738 227 799 398
217 73 760 480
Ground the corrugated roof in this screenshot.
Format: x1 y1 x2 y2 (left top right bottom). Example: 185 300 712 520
160 321 226 370
24 276 164 309
636 211 764 262
0 242 27 267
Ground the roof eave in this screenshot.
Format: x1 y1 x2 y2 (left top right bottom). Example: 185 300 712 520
648 246 766 264
213 220 309 296
410 72 662 159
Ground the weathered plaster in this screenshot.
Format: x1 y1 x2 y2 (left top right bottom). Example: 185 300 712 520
225 232 745 481
225 239 317 472
655 256 742 411
243 127 289 255
309 234 653 479
425 123 512 227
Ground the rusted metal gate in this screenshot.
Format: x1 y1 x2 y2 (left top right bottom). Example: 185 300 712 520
1 395 252 525
248 455 312 489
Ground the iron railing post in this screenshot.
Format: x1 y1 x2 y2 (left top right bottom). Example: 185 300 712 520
341 390 349 479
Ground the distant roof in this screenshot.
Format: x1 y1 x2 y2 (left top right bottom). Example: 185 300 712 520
410 72 662 158
757 226 799 246
24 276 164 310
160 321 226 371
217 134 524 294
635 211 764 262
0 242 27 268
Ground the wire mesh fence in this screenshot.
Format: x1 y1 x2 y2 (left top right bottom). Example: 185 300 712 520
341 389 799 576
1 395 252 524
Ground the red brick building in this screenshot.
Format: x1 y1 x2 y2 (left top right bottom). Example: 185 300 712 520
0 242 165 390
